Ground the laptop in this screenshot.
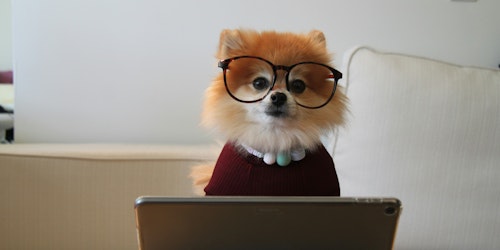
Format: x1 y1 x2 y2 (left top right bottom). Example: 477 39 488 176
135 196 402 250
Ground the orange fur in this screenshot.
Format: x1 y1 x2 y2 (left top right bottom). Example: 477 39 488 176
190 29 348 194
189 164 217 195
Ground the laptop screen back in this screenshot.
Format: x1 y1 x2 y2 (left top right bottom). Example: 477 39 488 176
135 196 401 250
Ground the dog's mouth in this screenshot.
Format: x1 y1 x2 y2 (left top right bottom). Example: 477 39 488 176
265 107 288 118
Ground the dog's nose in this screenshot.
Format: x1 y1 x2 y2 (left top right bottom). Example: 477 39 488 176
270 92 287 107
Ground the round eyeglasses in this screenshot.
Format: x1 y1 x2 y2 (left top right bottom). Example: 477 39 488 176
218 56 342 109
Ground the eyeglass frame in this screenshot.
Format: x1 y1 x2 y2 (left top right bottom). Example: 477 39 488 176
218 55 343 109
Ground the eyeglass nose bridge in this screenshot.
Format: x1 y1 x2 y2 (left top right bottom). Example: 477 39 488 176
271 65 293 88
273 65 292 72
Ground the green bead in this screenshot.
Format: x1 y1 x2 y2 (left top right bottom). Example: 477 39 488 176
276 152 291 166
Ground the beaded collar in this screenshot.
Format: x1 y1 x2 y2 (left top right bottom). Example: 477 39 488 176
241 144 306 167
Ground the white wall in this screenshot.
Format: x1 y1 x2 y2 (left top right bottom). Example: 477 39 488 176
0 0 12 70
12 0 500 144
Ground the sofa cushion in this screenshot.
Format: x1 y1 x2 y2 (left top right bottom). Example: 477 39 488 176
333 47 500 249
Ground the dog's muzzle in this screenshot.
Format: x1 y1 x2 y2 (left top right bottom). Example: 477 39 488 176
266 92 288 117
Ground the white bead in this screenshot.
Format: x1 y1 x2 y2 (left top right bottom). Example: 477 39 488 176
291 149 306 161
263 153 276 165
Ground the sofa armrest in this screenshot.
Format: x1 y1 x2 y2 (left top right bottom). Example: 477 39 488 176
0 144 219 250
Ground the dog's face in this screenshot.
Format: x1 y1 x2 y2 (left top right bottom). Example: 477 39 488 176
203 30 347 153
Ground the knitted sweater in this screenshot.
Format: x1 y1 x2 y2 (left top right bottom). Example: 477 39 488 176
204 143 340 196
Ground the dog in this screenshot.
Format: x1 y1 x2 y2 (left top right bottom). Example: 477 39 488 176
191 29 348 196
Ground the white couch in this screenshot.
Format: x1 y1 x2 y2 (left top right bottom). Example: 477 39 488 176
333 47 500 249
0 144 219 250
1 47 499 249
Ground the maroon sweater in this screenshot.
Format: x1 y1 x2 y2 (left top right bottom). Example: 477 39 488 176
204 143 340 196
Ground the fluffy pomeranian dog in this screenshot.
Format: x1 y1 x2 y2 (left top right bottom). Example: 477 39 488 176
191 29 348 196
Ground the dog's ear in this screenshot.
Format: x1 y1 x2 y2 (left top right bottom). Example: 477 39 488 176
308 30 327 47
218 29 245 59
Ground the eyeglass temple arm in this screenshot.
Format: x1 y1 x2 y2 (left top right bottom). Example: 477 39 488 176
330 69 342 80
218 60 230 69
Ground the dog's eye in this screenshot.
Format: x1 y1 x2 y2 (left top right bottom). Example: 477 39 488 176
289 79 306 94
252 77 270 91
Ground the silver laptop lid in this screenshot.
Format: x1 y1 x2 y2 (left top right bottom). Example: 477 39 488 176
135 196 401 250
